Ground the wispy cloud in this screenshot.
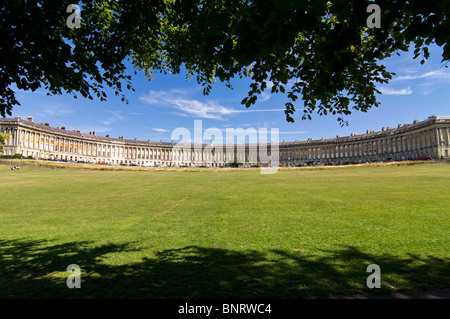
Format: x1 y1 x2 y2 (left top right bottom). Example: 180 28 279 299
378 86 413 95
380 68 450 95
140 89 234 119
139 89 284 120
101 110 126 125
41 104 75 116
395 69 450 81
260 92 271 102
16 102 75 118
153 128 169 132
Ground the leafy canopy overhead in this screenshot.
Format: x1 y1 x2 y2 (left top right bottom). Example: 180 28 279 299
1 0 449 124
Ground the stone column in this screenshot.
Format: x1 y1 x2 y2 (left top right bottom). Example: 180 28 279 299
11 128 16 146
434 128 439 146
446 126 450 145
435 128 441 157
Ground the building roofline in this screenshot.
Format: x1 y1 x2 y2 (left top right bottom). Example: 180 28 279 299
1 114 448 147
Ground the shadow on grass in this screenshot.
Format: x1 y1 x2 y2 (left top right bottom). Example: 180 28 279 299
1 238 449 298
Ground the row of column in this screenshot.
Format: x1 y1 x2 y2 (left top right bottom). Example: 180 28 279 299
2 128 173 162
281 127 450 164
3 125 449 163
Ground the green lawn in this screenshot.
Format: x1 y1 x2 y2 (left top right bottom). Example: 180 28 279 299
0 163 449 298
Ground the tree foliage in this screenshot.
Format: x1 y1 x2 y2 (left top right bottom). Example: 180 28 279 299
1 0 449 124
0 126 9 153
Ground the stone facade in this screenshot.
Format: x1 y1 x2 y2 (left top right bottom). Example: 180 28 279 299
1 115 449 167
279 115 450 166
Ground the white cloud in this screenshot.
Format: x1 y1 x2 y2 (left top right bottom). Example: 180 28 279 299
153 128 169 132
260 92 271 102
378 86 413 95
99 110 126 126
140 89 233 119
139 89 284 120
41 104 75 116
379 68 450 95
105 110 126 122
395 69 450 81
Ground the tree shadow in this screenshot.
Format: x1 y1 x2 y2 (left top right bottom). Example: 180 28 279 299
1 238 449 298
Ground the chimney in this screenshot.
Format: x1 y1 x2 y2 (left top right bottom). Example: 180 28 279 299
398 124 402 128
413 119 419 124
382 127 385 131
105 134 110 138
44 122 49 126
93 131 96 135
27 116 34 122
61 126 66 130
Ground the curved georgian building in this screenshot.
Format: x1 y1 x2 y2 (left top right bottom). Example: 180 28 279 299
1 115 449 166
279 115 450 166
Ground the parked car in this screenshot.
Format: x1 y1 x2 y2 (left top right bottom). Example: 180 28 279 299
416 156 432 161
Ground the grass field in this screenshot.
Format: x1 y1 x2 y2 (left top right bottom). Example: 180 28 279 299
0 162 449 298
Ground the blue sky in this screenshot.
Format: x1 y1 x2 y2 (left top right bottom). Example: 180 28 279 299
9 43 450 143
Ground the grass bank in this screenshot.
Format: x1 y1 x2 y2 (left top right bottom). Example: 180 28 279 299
0 164 449 298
